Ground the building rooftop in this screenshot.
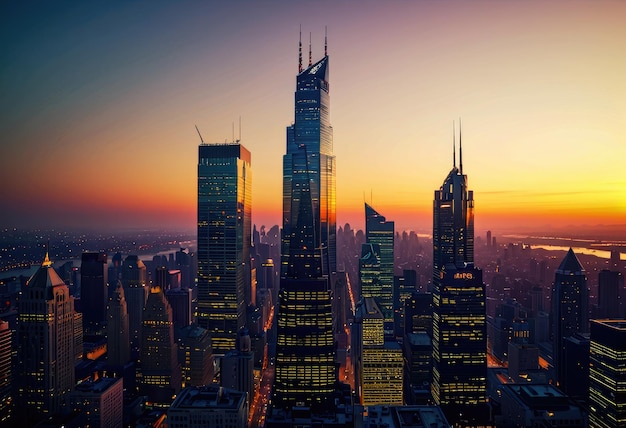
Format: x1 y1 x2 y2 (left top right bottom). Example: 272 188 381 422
170 385 245 410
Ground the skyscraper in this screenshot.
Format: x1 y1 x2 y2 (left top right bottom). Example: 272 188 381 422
551 248 588 388
197 143 251 355
15 253 76 425
353 297 403 406
106 280 131 368
140 286 181 405
121 255 148 350
274 41 336 408
431 127 487 426
281 32 336 279
364 203 395 332
588 320 626 428
80 251 108 334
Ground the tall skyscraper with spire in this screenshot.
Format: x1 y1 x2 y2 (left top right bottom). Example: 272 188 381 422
197 142 251 355
274 34 336 411
431 124 487 426
15 252 76 425
551 248 588 388
281 30 336 279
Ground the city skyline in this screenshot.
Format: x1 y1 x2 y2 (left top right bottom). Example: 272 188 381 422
2 1 625 235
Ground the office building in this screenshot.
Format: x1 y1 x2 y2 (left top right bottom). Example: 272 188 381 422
431 129 487 426
221 329 254 405
106 280 130 367
197 143 251 354
359 242 382 299
176 324 214 388
80 251 108 334
588 320 626 428
551 248 588 388
274 38 336 411
498 384 584 427
354 297 404 406
166 287 192 328
121 255 148 350
365 203 395 332
281 33 336 278
15 254 76 425
597 270 623 319
167 384 248 428
139 286 181 406
69 376 123 428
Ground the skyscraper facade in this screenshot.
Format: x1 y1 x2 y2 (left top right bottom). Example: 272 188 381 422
80 252 108 335
15 254 76 425
106 280 131 367
197 143 251 355
122 254 148 350
140 286 182 405
281 36 336 278
364 203 395 332
589 320 626 428
551 248 588 388
431 130 487 426
275 46 337 408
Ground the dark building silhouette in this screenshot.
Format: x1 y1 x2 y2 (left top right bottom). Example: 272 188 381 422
431 126 487 426
197 143 251 355
121 255 148 351
106 280 130 368
80 251 108 335
597 269 623 319
551 248 588 388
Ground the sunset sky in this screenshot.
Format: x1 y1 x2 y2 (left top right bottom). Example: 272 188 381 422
1 1 625 235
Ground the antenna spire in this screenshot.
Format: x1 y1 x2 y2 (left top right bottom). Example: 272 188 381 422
298 26 303 73
309 32 312 66
459 117 463 174
195 125 204 144
238 116 242 142
453 120 456 169
325 26 328 56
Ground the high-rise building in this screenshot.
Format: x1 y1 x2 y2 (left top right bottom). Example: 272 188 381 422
281 34 336 278
139 286 181 405
80 251 108 334
68 376 123 428
551 248 588 388
176 324 214 388
597 269 623 319
15 254 76 425
167 384 248 428
221 329 254 406
431 129 487 426
589 320 626 428
275 45 336 408
121 255 148 350
359 242 381 299
197 143 251 355
353 297 404 406
364 203 395 332
106 280 130 368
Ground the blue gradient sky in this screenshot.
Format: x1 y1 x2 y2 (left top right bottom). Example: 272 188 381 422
1 1 625 234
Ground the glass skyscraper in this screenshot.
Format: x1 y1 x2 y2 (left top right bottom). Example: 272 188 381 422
551 248 588 388
365 203 395 332
281 47 336 278
197 143 251 355
274 44 336 410
431 130 487 426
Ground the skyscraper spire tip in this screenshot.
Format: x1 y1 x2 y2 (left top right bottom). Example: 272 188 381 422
298 25 303 73
309 32 312 66
459 117 463 174
325 26 328 56
453 120 456 169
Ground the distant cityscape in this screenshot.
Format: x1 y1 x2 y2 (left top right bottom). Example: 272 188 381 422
2 35 625 428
